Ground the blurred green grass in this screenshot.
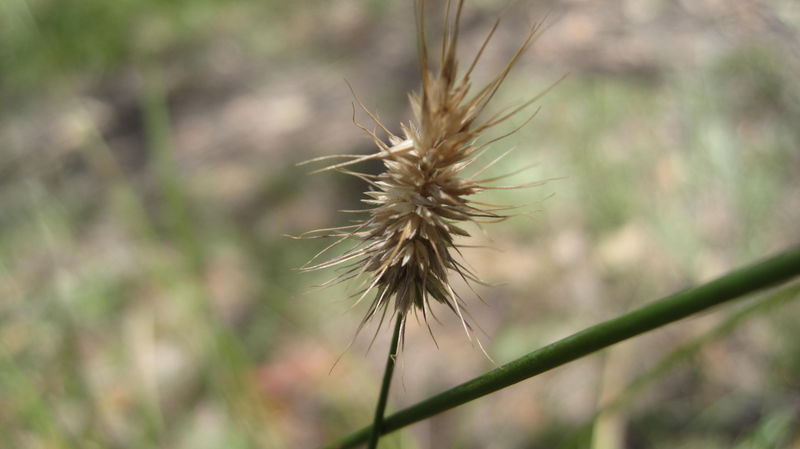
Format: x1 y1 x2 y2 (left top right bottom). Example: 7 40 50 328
2 0 800 448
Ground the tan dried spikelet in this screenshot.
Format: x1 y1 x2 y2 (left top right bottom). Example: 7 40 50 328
299 0 558 344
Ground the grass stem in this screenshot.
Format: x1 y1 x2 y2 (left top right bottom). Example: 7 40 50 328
322 245 800 449
367 313 404 449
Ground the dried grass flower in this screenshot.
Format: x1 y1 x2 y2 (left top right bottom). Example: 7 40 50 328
298 0 559 344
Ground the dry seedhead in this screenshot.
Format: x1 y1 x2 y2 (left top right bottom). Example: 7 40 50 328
298 0 559 347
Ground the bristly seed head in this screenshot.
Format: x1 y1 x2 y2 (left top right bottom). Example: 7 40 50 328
298 0 559 344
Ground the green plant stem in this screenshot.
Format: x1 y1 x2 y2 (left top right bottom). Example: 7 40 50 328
322 245 800 449
367 313 404 449
601 283 800 416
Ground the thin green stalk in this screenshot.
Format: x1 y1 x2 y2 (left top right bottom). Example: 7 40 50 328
601 283 800 416
322 245 800 449
368 313 404 449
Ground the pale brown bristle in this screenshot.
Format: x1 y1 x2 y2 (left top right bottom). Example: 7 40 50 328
301 0 556 342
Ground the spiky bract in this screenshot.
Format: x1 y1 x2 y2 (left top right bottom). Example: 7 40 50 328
301 0 554 338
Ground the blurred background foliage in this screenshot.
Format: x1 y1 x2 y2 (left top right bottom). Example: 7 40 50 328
1 0 799 448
